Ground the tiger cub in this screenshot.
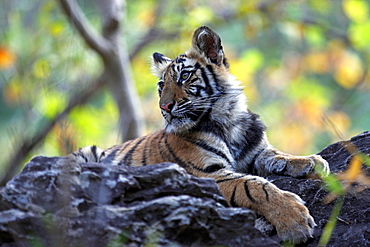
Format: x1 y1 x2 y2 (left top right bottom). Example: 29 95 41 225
70 26 330 243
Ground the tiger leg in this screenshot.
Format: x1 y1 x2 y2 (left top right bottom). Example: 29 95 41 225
254 147 330 178
68 145 106 163
214 171 315 243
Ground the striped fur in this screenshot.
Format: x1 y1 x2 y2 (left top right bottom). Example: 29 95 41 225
70 26 329 243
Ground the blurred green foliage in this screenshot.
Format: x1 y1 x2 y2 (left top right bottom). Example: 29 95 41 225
1 0 369 170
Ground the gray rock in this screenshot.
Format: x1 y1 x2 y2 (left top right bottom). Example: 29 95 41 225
1 131 369 246
0 157 277 246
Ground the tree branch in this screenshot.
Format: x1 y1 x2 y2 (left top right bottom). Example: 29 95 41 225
59 0 111 56
0 75 106 186
95 0 123 42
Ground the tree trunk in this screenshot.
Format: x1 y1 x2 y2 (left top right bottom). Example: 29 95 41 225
60 0 144 141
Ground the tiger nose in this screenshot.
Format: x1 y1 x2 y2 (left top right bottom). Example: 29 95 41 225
160 102 174 112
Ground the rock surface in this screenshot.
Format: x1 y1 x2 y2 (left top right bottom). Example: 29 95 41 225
0 131 369 246
0 158 276 246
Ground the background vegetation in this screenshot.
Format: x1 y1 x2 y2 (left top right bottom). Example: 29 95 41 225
1 0 369 183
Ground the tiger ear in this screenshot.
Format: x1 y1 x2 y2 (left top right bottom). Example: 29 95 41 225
192 26 225 66
151 52 172 77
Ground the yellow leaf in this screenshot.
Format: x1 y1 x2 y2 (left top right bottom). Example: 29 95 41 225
304 52 329 74
292 99 324 129
334 51 363 89
343 0 369 23
348 21 370 49
137 8 155 27
0 46 16 69
304 26 325 48
49 21 65 37
240 49 264 73
269 123 312 155
346 155 363 181
37 92 66 119
229 57 259 103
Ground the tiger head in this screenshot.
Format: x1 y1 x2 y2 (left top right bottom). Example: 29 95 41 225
151 26 245 133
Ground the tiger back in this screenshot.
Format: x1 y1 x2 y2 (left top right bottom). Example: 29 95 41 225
71 26 330 244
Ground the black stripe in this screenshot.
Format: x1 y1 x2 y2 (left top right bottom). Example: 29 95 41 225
102 148 119 164
163 135 207 176
141 136 151 166
77 151 88 162
216 175 246 184
250 149 264 168
153 52 170 64
99 151 106 161
262 183 269 201
220 172 234 177
244 180 257 203
175 57 186 63
117 140 134 153
195 85 207 96
192 111 266 172
203 164 224 173
235 111 266 161
157 132 168 161
187 84 206 97
164 135 189 170
119 137 145 165
206 65 224 93
184 65 195 69
143 132 163 165
191 163 225 174
199 67 213 95
91 146 98 162
190 77 198 84
230 186 239 207
192 121 224 140
185 138 231 164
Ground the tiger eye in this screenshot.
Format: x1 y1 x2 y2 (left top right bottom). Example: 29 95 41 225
181 72 190 80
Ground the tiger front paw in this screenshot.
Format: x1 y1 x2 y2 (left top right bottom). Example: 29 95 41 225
268 154 330 178
287 154 330 178
268 191 316 244
305 154 330 178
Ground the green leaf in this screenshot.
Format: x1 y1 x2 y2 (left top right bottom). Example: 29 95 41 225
240 49 264 73
349 21 370 49
37 92 66 119
318 197 344 246
32 59 51 79
322 173 345 196
343 0 369 23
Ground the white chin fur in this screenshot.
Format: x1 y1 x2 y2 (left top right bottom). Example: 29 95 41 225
164 118 197 133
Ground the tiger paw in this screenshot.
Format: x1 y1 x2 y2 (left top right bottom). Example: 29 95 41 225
268 154 330 178
305 154 330 178
286 154 330 178
268 191 316 244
